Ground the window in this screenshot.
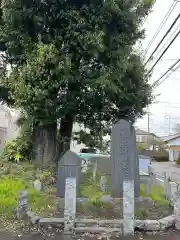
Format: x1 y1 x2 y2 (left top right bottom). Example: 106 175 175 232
141 136 148 143
136 136 141 142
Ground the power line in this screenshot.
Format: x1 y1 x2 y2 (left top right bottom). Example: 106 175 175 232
144 0 178 54
152 58 180 87
153 101 180 105
153 22 180 63
147 30 180 76
161 58 180 61
145 13 180 65
154 59 180 87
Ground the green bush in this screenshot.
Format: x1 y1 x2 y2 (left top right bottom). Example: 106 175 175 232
0 176 51 217
1 135 32 162
176 155 180 165
153 152 169 162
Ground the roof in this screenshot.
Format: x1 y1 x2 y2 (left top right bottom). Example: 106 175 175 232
136 129 149 135
164 132 180 142
136 129 159 138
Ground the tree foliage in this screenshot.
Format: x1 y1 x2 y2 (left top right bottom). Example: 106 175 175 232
0 0 154 162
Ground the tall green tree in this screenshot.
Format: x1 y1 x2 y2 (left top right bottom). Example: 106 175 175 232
0 0 154 165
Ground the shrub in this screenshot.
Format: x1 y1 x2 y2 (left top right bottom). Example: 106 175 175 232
1 135 32 162
0 176 50 217
176 155 180 165
153 152 169 162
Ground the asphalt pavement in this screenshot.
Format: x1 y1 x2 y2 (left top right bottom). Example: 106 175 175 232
150 161 180 182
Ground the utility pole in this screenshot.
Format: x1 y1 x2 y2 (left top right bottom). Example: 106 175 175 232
168 116 171 135
147 110 150 150
165 114 171 135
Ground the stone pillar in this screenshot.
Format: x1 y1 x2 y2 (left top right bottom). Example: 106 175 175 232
17 190 28 219
111 119 138 197
64 177 76 234
174 191 180 230
99 176 107 192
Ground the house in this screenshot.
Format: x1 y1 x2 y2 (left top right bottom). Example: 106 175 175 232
135 129 161 150
164 132 180 162
0 105 20 153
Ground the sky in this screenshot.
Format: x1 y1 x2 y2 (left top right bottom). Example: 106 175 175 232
135 0 180 137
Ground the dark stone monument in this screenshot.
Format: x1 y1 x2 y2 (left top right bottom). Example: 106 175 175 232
111 119 139 197
57 150 81 198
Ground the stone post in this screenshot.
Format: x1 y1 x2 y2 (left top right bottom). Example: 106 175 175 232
174 191 180 230
17 190 28 219
64 177 76 234
99 176 107 192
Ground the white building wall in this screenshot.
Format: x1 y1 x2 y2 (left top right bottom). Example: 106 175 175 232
167 137 180 146
0 106 20 152
6 115 20 142
167 136 180 161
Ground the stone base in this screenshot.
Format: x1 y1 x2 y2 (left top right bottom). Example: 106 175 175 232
36 215 175 232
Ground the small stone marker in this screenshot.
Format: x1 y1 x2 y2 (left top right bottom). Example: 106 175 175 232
174 191 180 230
99 176 107 192
64 177 76 234
34 179 42 191
17 190 28 219
123 180 134 235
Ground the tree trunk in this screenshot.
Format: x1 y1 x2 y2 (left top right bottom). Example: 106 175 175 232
32 122 57 166
55 115 74 162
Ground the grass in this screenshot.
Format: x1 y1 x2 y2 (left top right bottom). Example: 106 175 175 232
79 173 171 219
80 170 169 207
0 159 57 218
0 160 169 220
140 183 169 205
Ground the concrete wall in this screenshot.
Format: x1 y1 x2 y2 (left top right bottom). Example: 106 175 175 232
168 149 180 162
0 106 20 153
0 127 7 153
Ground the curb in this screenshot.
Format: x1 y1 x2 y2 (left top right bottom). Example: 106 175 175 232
27 211 175 232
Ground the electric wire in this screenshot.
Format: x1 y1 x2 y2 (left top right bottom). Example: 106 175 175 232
144 0 178 54
152 22 180 63
153 59 180 88
146 29 180 76
145 13 180 65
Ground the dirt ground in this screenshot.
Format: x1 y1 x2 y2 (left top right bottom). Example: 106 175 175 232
1 227 180 240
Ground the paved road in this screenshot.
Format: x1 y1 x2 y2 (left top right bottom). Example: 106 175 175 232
141 161 180 183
